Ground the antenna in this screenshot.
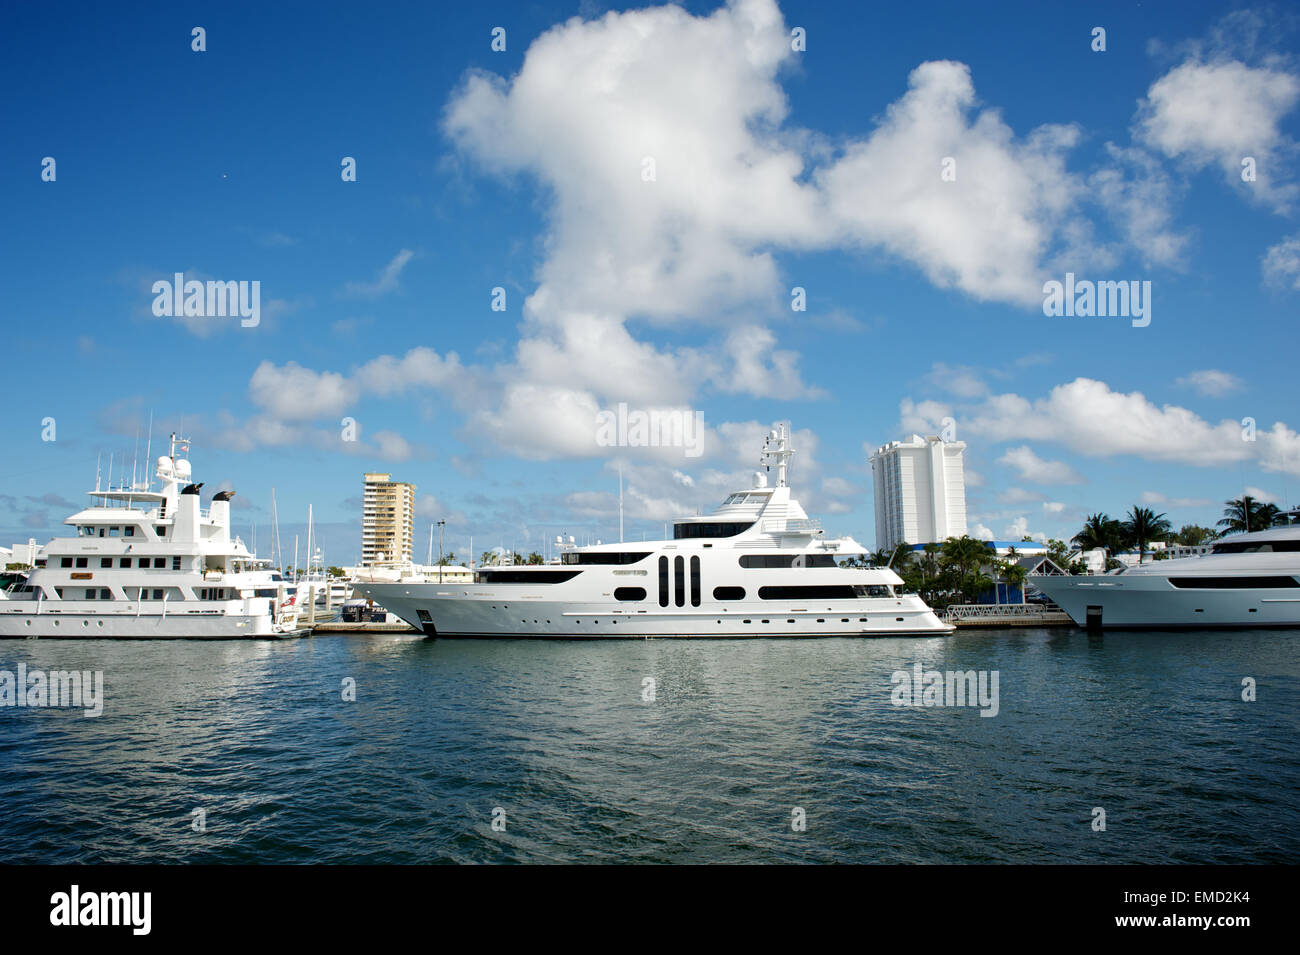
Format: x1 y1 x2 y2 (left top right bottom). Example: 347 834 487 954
144 410 153 491
618 462 624 543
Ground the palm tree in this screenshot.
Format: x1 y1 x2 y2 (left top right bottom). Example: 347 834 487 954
526 552 544 565
1122 506 1171 563
1073 513 1128 556
1218 496 1273 534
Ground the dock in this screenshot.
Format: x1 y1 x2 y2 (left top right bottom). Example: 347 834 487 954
942 604 1076 628
310 620 418 634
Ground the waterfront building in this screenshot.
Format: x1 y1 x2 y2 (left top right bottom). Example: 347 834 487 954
869 434 968 551
361 473 416 567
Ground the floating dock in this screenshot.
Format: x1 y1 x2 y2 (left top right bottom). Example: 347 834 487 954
310 620 418 634
943 604 1076 628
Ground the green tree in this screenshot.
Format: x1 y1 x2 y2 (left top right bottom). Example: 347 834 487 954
1122 506 1171 563
1218 496 1273 534
526 552 544 565
1173 524 1216 546
1072 513 1127 556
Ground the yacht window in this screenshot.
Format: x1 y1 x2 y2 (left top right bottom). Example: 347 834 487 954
690 555 701 607
75 557 88 568
673 522 754 540
120 558 132 568
109 527 120 537
85 589 96 600
61 557 72 568
674 556 685 607
758 585 864 600
155 526 167 538
98 528 105 537
124 526 135 537
1211 539 1300 554
713 586 745 601
658 557 669 607
153 558 166 569
100 589 111 600
561 551 651 565
101 558 112 568
172 557 182 571
739 554 837 568
614 587 646 601
1168 576 1299 589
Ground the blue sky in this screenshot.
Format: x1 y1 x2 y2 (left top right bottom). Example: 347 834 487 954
3 0 1299 565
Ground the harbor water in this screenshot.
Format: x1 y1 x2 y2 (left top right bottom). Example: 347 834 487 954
1 628 1296 864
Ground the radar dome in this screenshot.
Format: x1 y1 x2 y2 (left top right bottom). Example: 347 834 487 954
175 459 192 480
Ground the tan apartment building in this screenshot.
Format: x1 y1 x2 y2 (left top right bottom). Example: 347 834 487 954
361 472 416 566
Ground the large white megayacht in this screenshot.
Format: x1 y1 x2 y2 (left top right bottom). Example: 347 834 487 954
355 424 954 638
1031 521 1300 630
0 434 306 639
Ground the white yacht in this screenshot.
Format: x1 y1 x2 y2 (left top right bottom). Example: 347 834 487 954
1031 523 1300 630
0 435 307 639
354 425 953 638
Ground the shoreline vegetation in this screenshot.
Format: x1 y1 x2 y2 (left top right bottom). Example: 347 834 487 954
857 495 1295 610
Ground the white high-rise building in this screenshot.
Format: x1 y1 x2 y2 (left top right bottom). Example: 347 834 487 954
869 434 968 551
361 472 416 566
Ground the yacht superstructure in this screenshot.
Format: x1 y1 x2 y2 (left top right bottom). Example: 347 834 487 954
1031 523 1300 630
0 435 305 638
354 424 953 638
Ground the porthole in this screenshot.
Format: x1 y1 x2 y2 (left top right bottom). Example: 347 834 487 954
895 617 903 622
97 620 104 628
82 620 89 627
817 618 825 623
787 618 795 623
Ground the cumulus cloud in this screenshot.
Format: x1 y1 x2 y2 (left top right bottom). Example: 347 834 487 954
998 446 1086 485
1262 233 1300 289
1136 58 1300 212
1141 491 1211 508
1175 369 1242 396
902 374 1300 477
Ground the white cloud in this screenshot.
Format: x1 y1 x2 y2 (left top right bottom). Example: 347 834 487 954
1042 501 1066 514
344 249 415 297
970 523 995 540
903 376 1300 478
1244 486 1278 504
1141 491 1211 508
1136 59 1300 212
1262 233 1300 289
998 445 1085 485
1175 369 1242 396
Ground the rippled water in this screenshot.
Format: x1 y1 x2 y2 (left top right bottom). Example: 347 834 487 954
1 628 1297 864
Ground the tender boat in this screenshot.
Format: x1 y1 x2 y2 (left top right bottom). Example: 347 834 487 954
354 424 954 638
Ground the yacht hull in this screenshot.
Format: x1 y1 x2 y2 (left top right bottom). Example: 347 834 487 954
1031 575 1300 630
0 606 285 639
354 583 954 637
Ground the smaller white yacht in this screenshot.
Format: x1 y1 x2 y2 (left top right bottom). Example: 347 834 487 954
0 434 307 639
1032 523 1300 630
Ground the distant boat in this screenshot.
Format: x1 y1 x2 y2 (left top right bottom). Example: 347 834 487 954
1032 520 1300 630
0 433 306 638
355 423 953 638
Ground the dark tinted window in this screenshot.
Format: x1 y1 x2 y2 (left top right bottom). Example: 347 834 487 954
474 569 582 584
759 585 864 600
1169 576 1298 589
713 586 745 601
739 554 837 568
75 557 87 568
690 555 701 607
561 551 651 565
673 522 754 539
674 556 685 607
614 587 646 601
658 557 669 607
1210 539 1300 554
